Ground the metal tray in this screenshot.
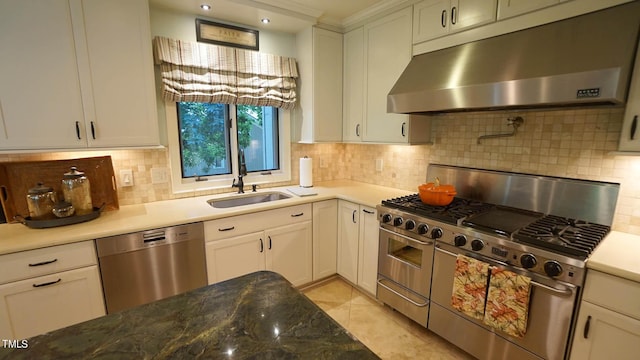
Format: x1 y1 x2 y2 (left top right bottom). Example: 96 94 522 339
15 206 102 229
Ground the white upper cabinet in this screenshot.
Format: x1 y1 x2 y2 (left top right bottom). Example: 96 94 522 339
618 37 640 152
343 27 365 143
413 0 497 43
79 0 159 148
294 27 343 143
0 0 86 150
363 7 413 143
0 0 158 151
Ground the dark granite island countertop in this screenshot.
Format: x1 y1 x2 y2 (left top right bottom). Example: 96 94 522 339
0 271 379 359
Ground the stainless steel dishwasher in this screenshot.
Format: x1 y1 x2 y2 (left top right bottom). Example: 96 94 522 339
96 222 207 313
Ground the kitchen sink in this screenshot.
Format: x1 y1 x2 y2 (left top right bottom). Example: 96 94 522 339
207 191 292 208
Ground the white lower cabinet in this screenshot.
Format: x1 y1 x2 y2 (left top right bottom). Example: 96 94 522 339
0 241 105 339
204 204 313 287
312 200 338 280
337 200 379 295
570 271 640 360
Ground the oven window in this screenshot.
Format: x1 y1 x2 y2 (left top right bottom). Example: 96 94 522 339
388 238 423 267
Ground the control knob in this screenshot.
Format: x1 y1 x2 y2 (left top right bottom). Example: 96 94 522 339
454 235 467 247
417 224 429 235
382 214 392 223
405 219 416 230
520 254 537 269
471 239 484 251
431 227 443 239
393 217 404 227
544 261 563 277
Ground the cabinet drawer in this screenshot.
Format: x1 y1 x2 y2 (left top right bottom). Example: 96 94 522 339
0 241 97 284
205 204 312 241
583 270 640 320
0 265 105 339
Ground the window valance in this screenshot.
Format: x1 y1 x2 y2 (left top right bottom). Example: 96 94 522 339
153 37 298 109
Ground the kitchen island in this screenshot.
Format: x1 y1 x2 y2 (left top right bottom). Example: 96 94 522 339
0 271 379 359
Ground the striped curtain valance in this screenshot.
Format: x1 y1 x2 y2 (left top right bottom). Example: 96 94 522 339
153 36 298 109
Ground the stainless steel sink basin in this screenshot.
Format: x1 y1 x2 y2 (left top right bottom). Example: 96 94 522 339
207 192 292 208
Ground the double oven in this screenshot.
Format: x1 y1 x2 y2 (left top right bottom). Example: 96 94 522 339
376 165 619 360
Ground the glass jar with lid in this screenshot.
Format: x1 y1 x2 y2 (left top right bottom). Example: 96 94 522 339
26 182 57 220
62 166 93 215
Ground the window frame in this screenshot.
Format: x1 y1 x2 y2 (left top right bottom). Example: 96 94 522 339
165 102 291 194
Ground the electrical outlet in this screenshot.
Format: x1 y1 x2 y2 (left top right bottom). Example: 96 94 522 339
375 159 383 172
119 169 134 187
319 157 328 168
151 168 169 184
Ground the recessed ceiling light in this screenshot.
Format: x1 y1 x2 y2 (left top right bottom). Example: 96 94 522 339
200 4 211 10
261 18 271 24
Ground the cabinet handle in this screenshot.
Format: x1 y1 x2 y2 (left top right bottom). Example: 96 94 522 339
90 121 96 140
352 209 357 223
268 236 272 250
441 10 447 27
28 259 58 267
291 212 304 217
451 6 457 25
218 226 235 232
33 278 62 288
75 121 81 140
401 122 406 137
356 124 360 137
583 315 592 338
363 209 374 214
260 238 264 253
631 115 637 140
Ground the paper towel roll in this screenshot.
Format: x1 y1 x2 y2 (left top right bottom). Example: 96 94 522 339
299 157 313 187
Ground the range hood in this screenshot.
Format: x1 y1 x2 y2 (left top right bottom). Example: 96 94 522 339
388 2 640 114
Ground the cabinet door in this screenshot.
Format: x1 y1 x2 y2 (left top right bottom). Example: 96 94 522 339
451 0 497 33
619 38 640 152
337 201 360 284
312 28 343 142
205 232 266 285
413 0 451 43
80 0 159 147
0 266 105 339
266 221 313 287
363 7 412 143
357 206 379 295
570 301 640 360
497 0 559 20
0 0 87 150
343 27 365 142
312 200 338 280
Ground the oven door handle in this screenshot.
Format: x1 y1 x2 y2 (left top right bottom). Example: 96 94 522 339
381 228 434 246
435 245 575 297
377 280 429 307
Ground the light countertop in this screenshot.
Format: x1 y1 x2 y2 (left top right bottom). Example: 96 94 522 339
0 180 411 255
587 231 640 283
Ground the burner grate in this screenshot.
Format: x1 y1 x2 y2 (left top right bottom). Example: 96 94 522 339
514 215 610 259
381 194 492 224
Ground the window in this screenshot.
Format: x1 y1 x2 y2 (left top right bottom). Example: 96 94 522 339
166 102 291 193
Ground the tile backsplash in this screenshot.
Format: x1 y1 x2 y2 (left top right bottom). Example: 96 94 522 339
1 107 639 234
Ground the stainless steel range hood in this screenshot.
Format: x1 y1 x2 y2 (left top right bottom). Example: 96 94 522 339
388 2 640 114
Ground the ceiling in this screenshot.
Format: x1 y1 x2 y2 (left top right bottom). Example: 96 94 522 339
149 0 401 33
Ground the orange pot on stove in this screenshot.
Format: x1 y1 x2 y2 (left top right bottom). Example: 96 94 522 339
418 179 457 206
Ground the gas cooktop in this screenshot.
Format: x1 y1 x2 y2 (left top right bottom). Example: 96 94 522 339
380 194 610 260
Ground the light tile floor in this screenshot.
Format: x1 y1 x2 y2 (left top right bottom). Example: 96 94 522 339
303 277 475 360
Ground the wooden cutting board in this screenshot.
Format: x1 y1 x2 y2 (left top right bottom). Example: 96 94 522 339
0 156 119 223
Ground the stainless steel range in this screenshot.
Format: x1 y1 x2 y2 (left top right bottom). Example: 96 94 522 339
376 165 619 360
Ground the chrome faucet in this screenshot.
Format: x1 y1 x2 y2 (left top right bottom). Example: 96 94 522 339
232 149 248 194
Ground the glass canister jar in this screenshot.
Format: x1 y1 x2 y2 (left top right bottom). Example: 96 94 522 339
62 166 93 215
26 182 57 220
